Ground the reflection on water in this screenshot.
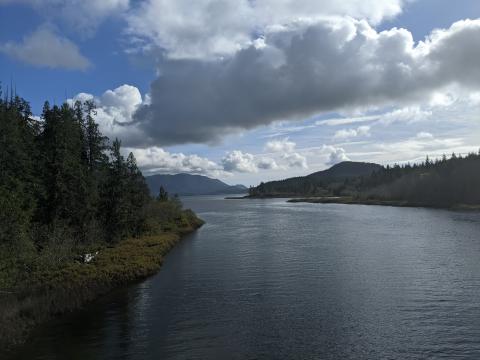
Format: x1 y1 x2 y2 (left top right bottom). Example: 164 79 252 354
10 196 480 359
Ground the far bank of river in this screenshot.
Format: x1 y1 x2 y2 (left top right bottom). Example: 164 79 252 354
227 195 480 211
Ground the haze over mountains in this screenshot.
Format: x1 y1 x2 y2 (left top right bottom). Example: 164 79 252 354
146 173 247 196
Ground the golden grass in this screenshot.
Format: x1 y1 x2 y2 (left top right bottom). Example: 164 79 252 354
0 219 203 351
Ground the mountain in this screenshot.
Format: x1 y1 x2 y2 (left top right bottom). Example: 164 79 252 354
145 173 248 196
249 161 382 197
306 161 383 181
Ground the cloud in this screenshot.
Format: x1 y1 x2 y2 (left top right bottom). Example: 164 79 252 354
0 26 91 70
322 145 350 166
265 138 308 169
283 152 308 169
132 18 480 146
69 85 147 145
126 0 405 59
0 0 129 36
416 131 434 140
265 138 296 153
124 146 226 177
257 157 279 170
222 151 258 173
334 125 371 139
374 133 465 161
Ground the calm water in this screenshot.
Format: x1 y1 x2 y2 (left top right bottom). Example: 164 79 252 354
10 197 480 359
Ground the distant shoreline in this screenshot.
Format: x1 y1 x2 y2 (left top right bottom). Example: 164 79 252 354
225 195 480 211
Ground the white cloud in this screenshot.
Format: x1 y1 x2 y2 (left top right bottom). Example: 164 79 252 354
0 26 90 70
222 150 258 173
126 0 405 59
69 84 147 145
416 131 434 140
265 138 308 169
374 134 465 161
283 152 308 169
125 146 226 177
134 18 480 145
257 157 279 170
322 145 350 166
265 138 296 153
334 125 371 139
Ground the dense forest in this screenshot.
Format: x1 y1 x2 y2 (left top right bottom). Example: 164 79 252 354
249 161 382 197
0 89 199 289
249 156 480 208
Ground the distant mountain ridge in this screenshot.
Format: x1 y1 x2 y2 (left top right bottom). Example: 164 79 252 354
249 161 382 197
145 173 247 196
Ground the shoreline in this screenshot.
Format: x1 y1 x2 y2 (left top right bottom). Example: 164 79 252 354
286 197 480 211
226 195 480 211
0 218 204 352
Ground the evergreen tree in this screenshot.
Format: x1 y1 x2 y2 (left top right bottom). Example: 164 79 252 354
157 186 169 202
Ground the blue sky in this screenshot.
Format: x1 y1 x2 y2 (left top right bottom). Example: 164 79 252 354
1 0 480 185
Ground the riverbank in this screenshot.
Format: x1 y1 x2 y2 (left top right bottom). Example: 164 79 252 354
287 197 480 211
0 215 204 351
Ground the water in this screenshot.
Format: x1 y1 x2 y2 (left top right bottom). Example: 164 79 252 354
9 197 480 359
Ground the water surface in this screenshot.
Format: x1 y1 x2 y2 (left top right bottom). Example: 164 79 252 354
11 197 480 359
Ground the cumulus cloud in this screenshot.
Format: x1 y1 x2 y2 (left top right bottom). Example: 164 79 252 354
126 0 405 59
69 85 147 145
0 26 90 70
132 18 480 146
265 138 296 153
322 145 350 166
0 0 129 36
222 151 258 173
257 157 280 170
124 146 226 177
334 126 371 139
283 152 308 169
265 138 308 169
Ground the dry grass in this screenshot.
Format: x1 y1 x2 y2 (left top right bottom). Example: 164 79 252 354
0 217 203 351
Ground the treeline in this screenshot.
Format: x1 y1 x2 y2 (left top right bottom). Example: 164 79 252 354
248 161 382 197
249 155 480 207
0 90 196 285
357 153 480 207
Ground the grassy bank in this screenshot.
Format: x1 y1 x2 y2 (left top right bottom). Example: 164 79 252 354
0 214 203 351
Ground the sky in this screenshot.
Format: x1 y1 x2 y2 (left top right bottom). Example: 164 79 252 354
1 0 480 186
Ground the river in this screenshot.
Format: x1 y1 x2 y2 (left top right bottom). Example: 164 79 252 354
10 196 480 359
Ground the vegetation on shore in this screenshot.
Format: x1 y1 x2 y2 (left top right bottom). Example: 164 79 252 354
287 197 480 210
249 155 480 209
0 89 204 349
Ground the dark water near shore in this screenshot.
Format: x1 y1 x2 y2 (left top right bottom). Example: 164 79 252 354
10 196 480 359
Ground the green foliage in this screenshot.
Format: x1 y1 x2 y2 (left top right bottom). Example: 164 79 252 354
358 153 480 207
0 89 204 349
0 89 202 288
157 185 169 201
250 154 480 208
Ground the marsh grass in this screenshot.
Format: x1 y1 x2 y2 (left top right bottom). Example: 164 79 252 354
0 214 203 350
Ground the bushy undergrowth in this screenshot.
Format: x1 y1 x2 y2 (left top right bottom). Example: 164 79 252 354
0 209 203 350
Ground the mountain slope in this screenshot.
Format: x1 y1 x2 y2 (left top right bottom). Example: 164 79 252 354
307 161 383 180
249 161 382 197
146 173 247 196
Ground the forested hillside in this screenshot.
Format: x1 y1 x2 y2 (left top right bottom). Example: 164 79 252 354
249 161 382 197
356 154 480 207
250 156 480 208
